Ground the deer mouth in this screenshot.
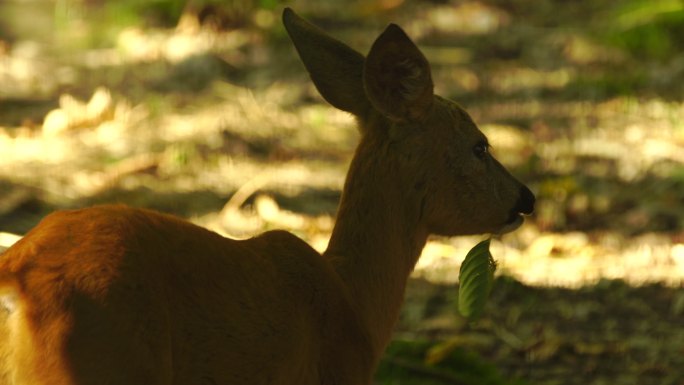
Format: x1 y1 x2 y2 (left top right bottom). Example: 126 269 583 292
498 213 524 234
498 186 535 234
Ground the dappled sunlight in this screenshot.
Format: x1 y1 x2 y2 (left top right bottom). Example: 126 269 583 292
0 41 67 99
116 24 249 64
423 1 510 36
488 67 574 95
1 1 683 289
563 34 628 65
416 230 684 288
2 1 684 383
0 78 354 216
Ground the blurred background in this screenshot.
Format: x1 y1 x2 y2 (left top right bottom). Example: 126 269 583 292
0 0 683 383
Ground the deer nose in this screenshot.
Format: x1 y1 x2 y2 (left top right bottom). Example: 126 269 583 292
516 185 535 215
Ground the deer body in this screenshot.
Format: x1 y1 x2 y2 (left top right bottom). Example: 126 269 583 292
0 8 534 385
1 206 373 385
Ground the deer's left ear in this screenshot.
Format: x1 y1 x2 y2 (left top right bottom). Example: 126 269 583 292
363 24 434 122
283 8 369 117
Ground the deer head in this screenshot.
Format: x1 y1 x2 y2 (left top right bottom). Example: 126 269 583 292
283 9 535 239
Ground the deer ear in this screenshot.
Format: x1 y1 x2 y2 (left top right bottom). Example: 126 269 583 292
283 8 370 117
364 24 434 122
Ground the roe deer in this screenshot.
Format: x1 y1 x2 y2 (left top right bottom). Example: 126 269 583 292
0 8 534 385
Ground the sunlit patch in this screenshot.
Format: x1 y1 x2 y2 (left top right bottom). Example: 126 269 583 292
425 2 511 35
488 67 574 95
0 233 21 250
0 3 682 292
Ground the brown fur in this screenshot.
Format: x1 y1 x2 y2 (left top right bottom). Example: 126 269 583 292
0 8 533 385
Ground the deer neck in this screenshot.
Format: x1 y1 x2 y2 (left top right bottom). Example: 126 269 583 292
323 132 429 356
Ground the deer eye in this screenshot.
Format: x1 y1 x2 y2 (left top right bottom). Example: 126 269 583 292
473 141 489 160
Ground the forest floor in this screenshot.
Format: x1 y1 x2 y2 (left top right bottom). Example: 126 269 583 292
1 1 683 384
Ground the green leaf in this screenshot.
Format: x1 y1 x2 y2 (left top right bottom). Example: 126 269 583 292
458 239 496 321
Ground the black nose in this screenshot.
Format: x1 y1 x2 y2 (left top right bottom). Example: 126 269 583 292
516 185 535 215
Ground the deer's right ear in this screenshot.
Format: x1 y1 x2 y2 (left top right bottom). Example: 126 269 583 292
364 24 433 122
283 8 369 117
